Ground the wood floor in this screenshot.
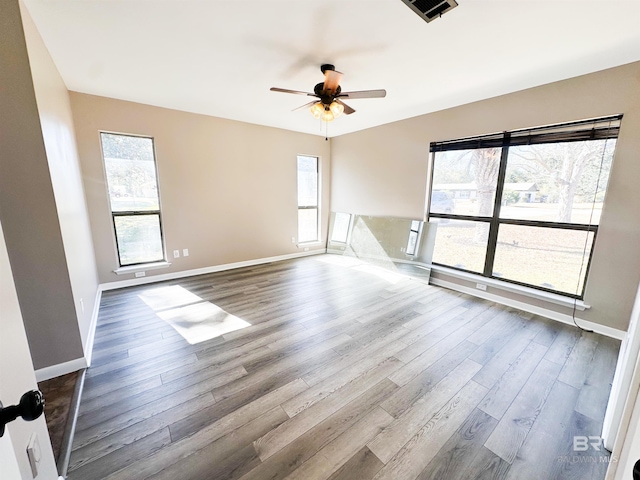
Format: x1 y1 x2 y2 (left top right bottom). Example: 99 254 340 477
68 255 620 480
39 370 79 463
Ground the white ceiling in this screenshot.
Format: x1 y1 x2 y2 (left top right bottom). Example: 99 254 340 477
23 0 640 137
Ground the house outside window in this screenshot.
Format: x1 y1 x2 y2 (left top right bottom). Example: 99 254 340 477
297 155 320 243
100 132 165 267
428 115 621 298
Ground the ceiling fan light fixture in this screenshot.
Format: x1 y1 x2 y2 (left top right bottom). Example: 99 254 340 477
321 107 335 122
310 102 324 119
329 101 344 118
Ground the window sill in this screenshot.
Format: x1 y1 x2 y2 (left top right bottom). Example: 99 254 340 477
297 241 323 248
430 265 590 311
114 261 172 275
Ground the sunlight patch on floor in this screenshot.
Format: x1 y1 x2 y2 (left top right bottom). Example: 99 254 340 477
317 254 405 284
316 254 363 267
138 285 202 311
352 264 405 284
138 285 251 344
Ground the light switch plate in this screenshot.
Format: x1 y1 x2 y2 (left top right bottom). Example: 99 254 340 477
183 248 189 257
26 433 40 478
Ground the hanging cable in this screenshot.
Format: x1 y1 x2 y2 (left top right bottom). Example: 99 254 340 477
571 119 613 332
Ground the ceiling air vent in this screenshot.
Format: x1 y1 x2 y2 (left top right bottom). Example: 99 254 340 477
400 0 458 23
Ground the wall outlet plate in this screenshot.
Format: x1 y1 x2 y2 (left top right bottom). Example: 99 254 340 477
135 271 146 278
183 248 189 257
476 283 487 291
173 250 180 258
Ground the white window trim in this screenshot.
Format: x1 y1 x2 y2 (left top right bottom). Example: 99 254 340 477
297 154 321 244
114 261 172 275
430 264 590 311
297 240 323 247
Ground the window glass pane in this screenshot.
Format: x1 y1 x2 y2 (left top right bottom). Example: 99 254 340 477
114 215 164 265
500 139 615 224
298 209 318 243
431 148 502 217
432 219 490 273
493 224 594 295
331 212 351 243
101 133 160 212
297 156 318 207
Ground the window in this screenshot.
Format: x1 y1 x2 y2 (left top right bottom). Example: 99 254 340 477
101 133 165 267
297 155 319 243
406 220 422 256
428 115 621 298
331 212 352 243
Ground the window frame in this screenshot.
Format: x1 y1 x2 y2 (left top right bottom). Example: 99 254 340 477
427 115 621 299
296 155 320 244
406 220 423 256
100 131 166 268
330 212 353 244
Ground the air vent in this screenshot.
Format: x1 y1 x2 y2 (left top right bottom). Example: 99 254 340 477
400 0 458 23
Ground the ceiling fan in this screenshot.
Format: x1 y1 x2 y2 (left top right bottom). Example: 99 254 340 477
270 64 386 122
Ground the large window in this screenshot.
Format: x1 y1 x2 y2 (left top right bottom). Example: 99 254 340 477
101 133 165 267
297 155 319 243
428 116 620 298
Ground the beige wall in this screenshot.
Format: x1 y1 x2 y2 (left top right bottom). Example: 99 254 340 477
70 93 331 284
0 0 85 369
331 61 640 332
21 2 100 354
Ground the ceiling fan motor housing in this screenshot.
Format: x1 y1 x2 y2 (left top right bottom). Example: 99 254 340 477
320 64 335 74
314 82 341 106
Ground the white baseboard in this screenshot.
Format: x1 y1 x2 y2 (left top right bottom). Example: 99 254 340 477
37 290 100 382
100 249 326 291
83 289 102 368
35 357 87 383
430 277 626 340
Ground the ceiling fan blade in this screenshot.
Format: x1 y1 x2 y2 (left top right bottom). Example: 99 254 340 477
338 89 387 99
270 87 315 96
323 70 343 94
292 100 319 112
335 99 355 115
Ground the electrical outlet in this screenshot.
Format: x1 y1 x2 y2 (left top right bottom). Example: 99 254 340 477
291 237 296 244
135 271 146 278
173 250 180 258
476 283 487 291
183 248 189 257
304 247 309 252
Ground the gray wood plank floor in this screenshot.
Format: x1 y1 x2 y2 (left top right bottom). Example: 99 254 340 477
68 255 620 480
